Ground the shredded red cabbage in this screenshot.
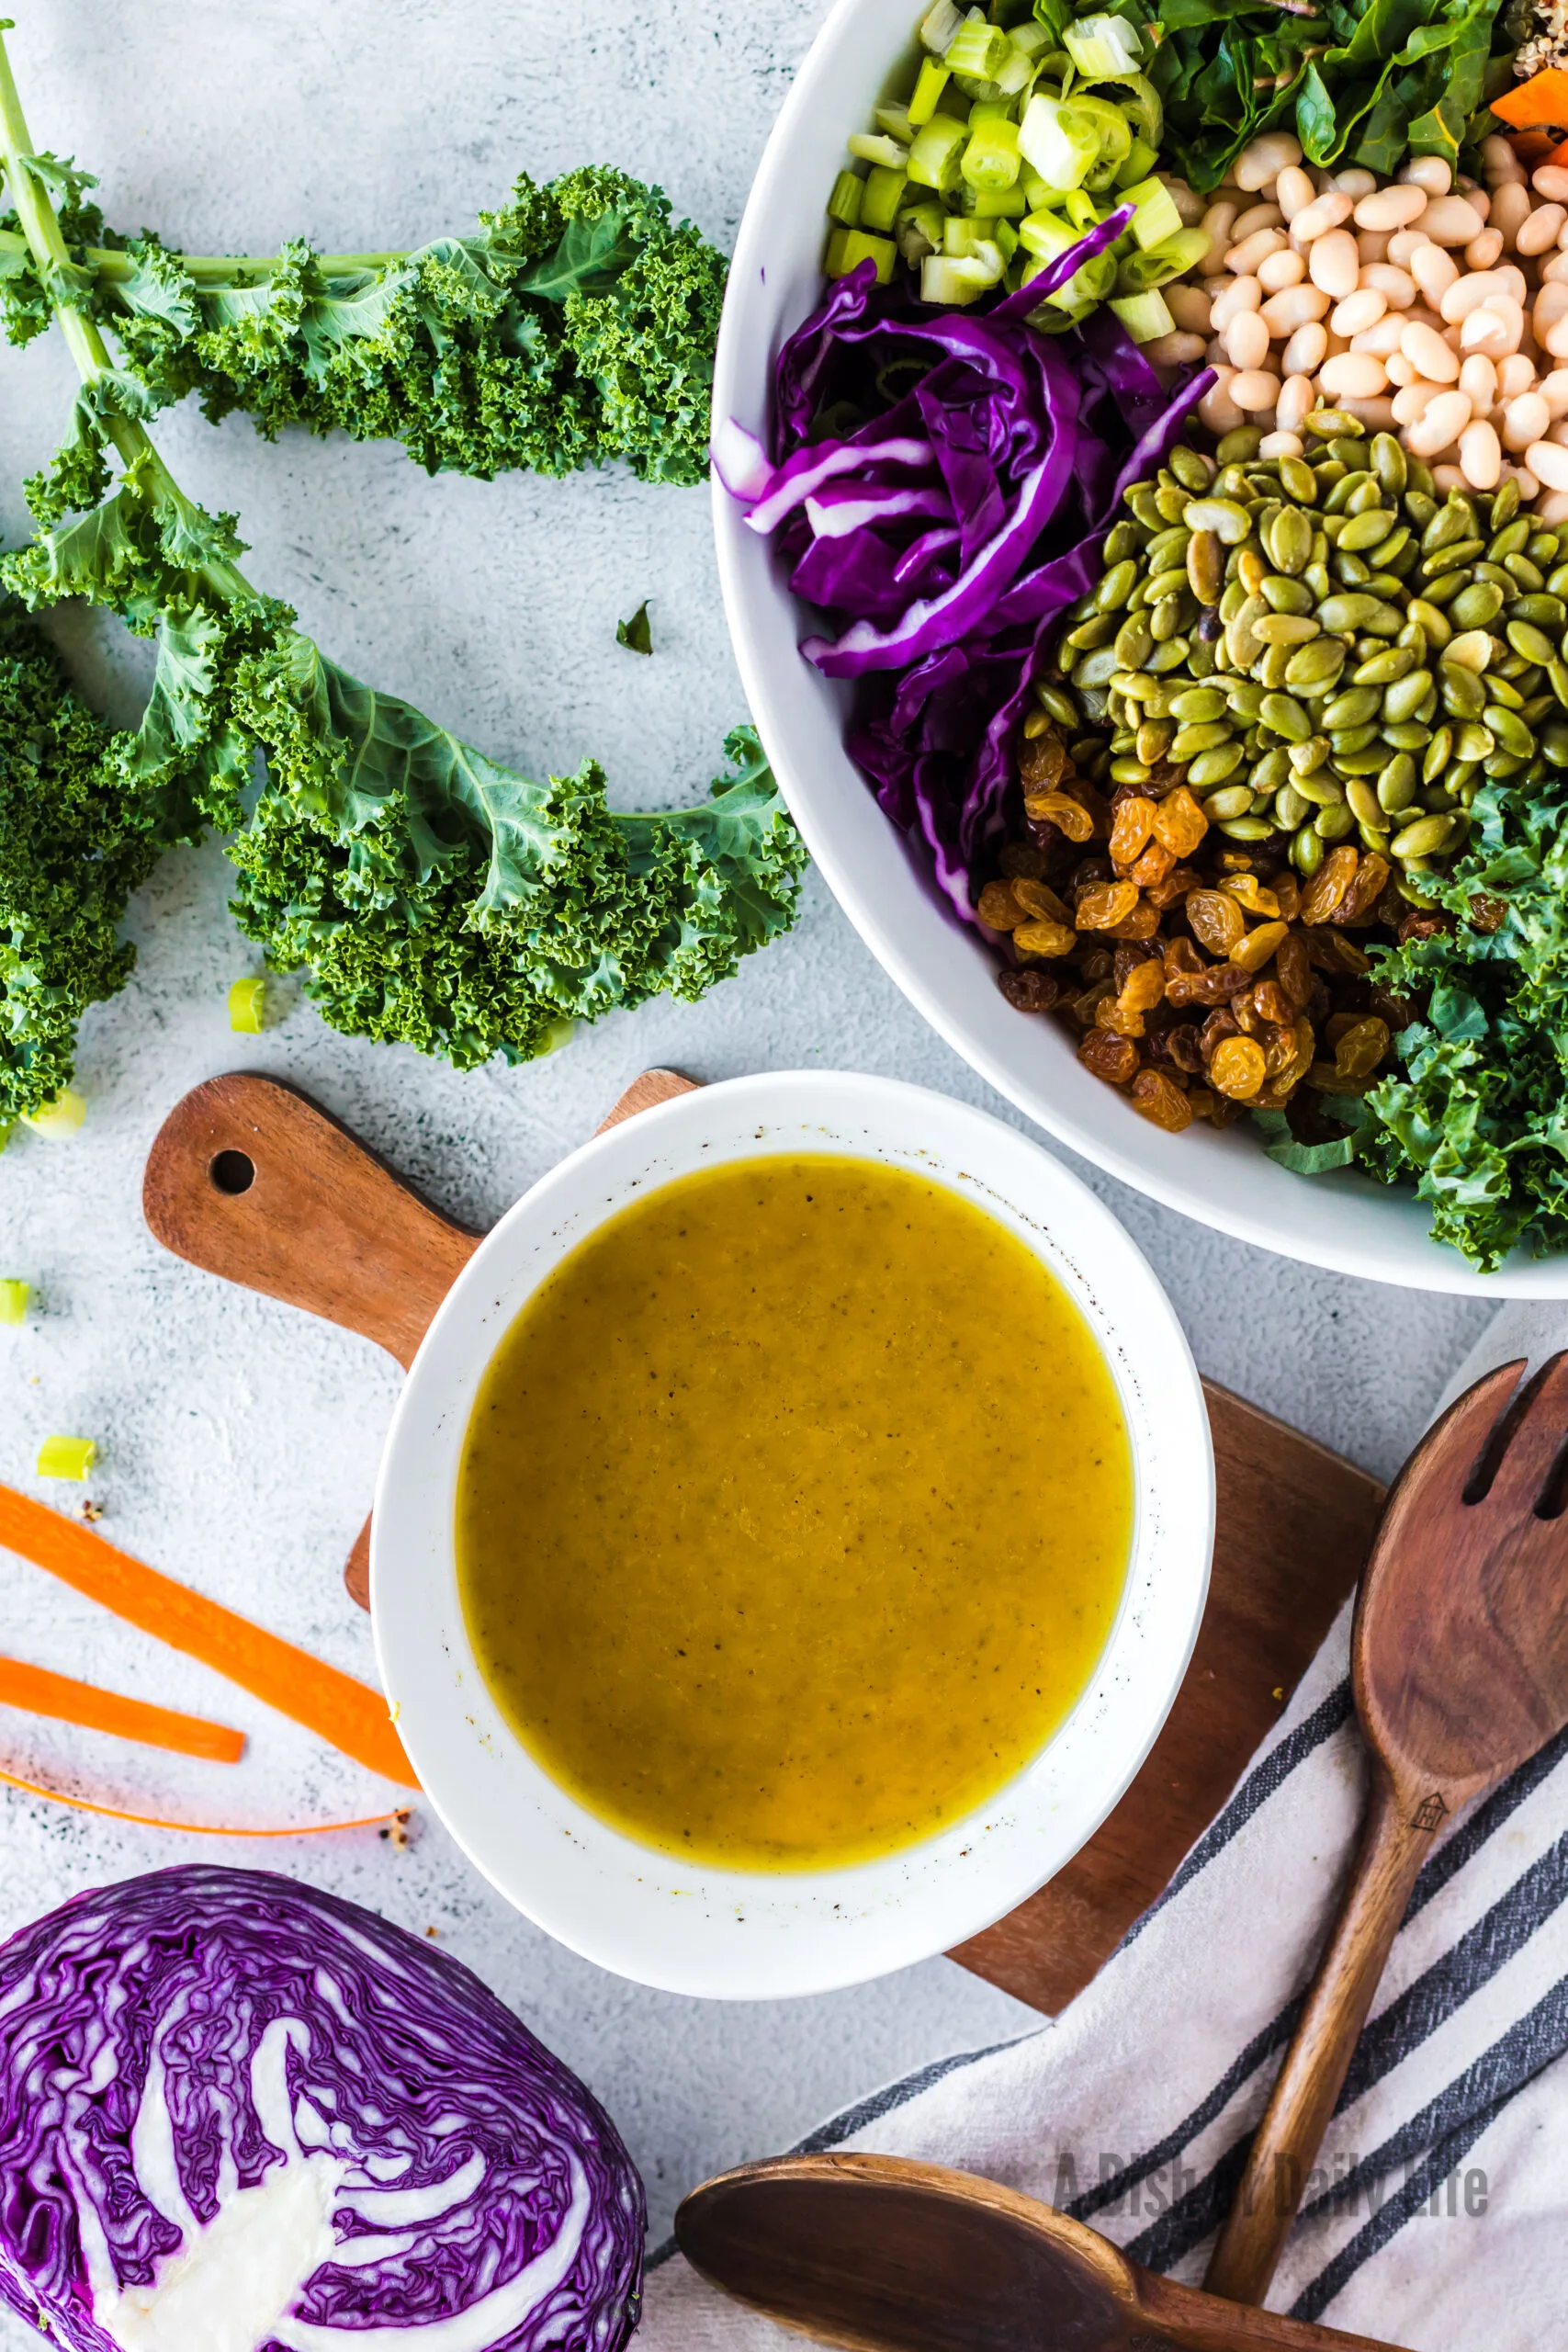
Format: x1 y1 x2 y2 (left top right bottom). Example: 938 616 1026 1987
728 228 1213 919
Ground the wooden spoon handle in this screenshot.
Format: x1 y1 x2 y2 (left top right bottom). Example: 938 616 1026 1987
1202 1770 1433 2304
143 1072 481 1371
1138 2265 1409 2350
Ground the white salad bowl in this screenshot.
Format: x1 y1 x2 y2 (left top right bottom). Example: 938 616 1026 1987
372 1070 1212 2001
712 0 1568 1299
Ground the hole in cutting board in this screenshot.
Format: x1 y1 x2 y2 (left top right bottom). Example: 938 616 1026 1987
209 1149 255 1196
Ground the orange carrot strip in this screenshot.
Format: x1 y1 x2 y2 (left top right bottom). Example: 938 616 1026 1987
0 1760 409 1838
0 1487 417 1787
1491 69 1568 129
0 1657 244 1762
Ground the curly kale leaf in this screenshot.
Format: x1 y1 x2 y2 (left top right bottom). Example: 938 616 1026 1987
2 167 728 485
1340 774 1568 1272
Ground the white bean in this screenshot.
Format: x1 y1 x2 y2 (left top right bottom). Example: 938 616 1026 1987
1226 368 1280 413
1495 264 1529 302
1164 283 1213 334
1517 203 1567 257
1258 429 1304 458
1387 227 1432 268
1490 182 1534 249
1261 284 1330 336
1406 389 1473 455
1411 243 1459 306
1308 229 1359 299
1461 300 1523 358
1356 230 1392 270
1465 229 1506 271
1515 466 1542 502
1541 250 1568 286
1353 185 1426 232
1391 379 1442 425
1464 187 1492 221
1504 390 1551 450
1199 203 1238 275
1496 352 1537 399
1230 202 1284 244
1534 166 1568 202
1438 271 1506 325
1258 246 1306 291
1280 320 1328 378
1234 131 1302 193
1276 372 1315 431
1290 191 1353 243
1423 194 1492 246
1431 464 1469 494
1403 156 1452 198
1527 437 1568 491
1351 313 1406 357
1334 394 1397 432
1459 418 1502 489
1531 485 1568 524
1224 310 1271 370
1361 263 1416 309
1401 320 1461 381
1334 168 1378 198
1551 417 1568 447
1197 365 1247 434
1548 315 1568 361
1536 281 1568 339
1320 352 1387 399
1332 287 1386 336
1275 165 1316 221
1539 368 1568 416
1384 350 1416 386
1210 275 1263 330
1458 353 1498 410
1226 228 1286 276
1160 175 1206 227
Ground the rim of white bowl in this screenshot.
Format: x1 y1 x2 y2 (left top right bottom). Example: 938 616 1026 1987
710 0 1568 1298
372 1071 1213 2000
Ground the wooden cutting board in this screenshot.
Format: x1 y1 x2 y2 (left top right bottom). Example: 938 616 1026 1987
143 1069 1382 2017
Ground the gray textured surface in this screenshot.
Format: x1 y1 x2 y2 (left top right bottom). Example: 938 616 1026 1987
0 0 1495 2301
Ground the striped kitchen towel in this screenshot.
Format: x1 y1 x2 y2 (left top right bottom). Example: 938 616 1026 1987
641 1302 1568 2352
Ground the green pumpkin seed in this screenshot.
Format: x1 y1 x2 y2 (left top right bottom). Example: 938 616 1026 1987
1376 753 1417 812
1285 639 1347 689
1224 680 1268 721
1279 457 1318 504
1272 783 1310 828
1154 485 1190 525
1184 497 1253 546
1454 720 1495 762
1187 530 1225 606
1214 427 1264 465
1033 682 1078 729
1188 741 1247 787
1261 572 1315 616
1325 687 1381 729
1264 507 1314 576
1492 476 1521 530
1258 691 1312 742
1072 645 1122 689
1288 732 1332 774
1169 445 1213 493
1441 663 1488 718
1291 767 1345 808
1420 570 1469 608
1169 721 1232 760
1382 670 1434 726
1150 599 1183 644
1318 593 1389 634
1109 756 1154 783
1543 720 1568 765
1504 553 1546 594
1515 594 1568 630
1147 635 1190 671
1136 720 1173 765
1200 783 1254 820
1488 706 1537 759
1315 801 1358 842
1485 673 1526 709
1216 816 1275 841
1346 777 1383 829
1249 749 1292 793
1508 618 1559 668
1102 521 1145 565
1145 526 1191 571
1145 566 1189 604
1332 724 1382 758
1354 645 1416 687
1292 826 1326 876
1095 559 1138 613
1382 721 1430 752
1113 617 1155 671
1255 612 1320 646
1423 537 1487 579
1404 597 1451 646
1423 498 1475 554
1391 811 1458 859
1339 507 1396 553
1446 582 1505 633
1169 685 1227 722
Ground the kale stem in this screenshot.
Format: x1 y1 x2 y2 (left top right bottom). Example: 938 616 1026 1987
0 224 412 282
0 23 257 607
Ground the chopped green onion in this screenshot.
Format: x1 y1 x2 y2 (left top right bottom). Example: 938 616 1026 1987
921 253 1002 305
897 200 947 263
994 42 1035 96
942 217 1004 264
848 131 908 169
1038 245 1117 315
1061 187 1102 231
875 106 917 144
1110 288 1175 344
1021 165 1055 209
1018 93 1099 190
828 170 864 227
229 977 269 1034
615 601 653 656
1009 21 1052 58
21 1090 85 1137
908 56 952 125
529 1017 577 1061
1062 13 1145 78
962 114 1021 191
961 179 1029 218
1114 136 1160 189
1116 73 1163 144
1117 226 1211 290
861 165 908 234
1018 209 1080 264
0 1280 29 1328
907 113 970 194
945 10 1011 81
38 1436 96 1482
1120 175 1185 254
826 228 897 284
968 94 1017 121
920 0 964 54
1071 95 1134 190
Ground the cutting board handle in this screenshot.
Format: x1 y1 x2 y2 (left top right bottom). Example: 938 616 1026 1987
142 1073 482 1371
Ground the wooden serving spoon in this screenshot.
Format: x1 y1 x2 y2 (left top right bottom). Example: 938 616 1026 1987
676 2152 1405 2352
677 1354 1568 2349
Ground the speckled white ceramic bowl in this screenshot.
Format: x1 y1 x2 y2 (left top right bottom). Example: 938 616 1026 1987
372 1071 1212 2000
711 0 1568 1298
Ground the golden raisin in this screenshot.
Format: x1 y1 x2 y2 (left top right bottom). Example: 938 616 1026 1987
1119 960 1168 1016
1272 871 1303 922
1020 729 1068 789
1013 918 1078 958
1211 1034 1269 1101
1276 932 1314 1008
1299 844 1359 926
1230 918 1291 974
1012 876 1073 927
1109 795 1158 869
1130 840 1178 890
998 967 1061 1012
1308 1062 1373 1096
1335 1015 1391 1081
1251 980 1293 1028
1077 880 1141 931
1152 785 1208 859
1186 888 1247 957
1261 1021 1303 1080
1164 934 1204 981
1222 873 1280 919
1024 789 1096 842
1097 996 1146 1038
976 880 1027 931
1339 853 1392 927
1131 1068 1193 1133
1078 1030 1140 1086
1106 898 1160 942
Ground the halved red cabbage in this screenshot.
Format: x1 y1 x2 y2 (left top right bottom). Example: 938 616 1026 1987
0 1867 643 2352
726 225 1213 918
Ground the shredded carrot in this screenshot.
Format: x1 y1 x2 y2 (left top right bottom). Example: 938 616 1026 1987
0 1487 417 1787
0 1761 409 1838
1491 69 1568 130
0 1657 244 1762
1510 126 1561 165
